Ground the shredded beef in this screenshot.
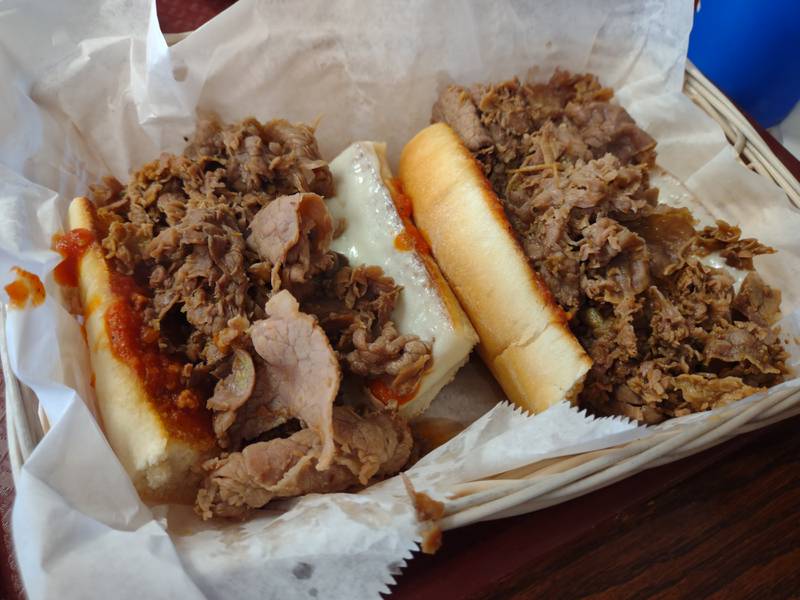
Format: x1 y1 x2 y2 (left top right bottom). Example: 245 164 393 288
94 116 432 401
732 272 782 326
435 68 787 422
696 220 776 270
94 118 333 366
92 116 433 515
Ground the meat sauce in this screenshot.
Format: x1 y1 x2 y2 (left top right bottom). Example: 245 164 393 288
53 224 212 442
4 267 45 309
53 228 95 287
388 178 432 255
368 378 417 406
105 272 212 442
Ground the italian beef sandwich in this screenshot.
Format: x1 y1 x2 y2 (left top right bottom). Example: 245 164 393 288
61 118 477 516
399 69 788 422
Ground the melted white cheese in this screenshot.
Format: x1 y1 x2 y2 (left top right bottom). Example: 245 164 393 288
327 142 473 415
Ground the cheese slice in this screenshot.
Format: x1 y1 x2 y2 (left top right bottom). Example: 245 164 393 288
327 142 478 418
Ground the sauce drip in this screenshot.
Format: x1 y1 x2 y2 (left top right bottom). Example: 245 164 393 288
4 267 46 309
368 378 417 406
388 178 431 255
393 231 415 251
53 228 95 287
106 272 212 441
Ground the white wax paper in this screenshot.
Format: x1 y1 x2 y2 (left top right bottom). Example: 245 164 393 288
2 0 799 598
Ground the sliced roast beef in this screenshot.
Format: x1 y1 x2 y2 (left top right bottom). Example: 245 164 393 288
628 206 696 278
719 238 777 271
673 374 763 412
671 259 734 327
703 322 785 375
262 119 335 198
101 221 152 276
247 192 334 291
249 290 341 469
432 86 493 151
207 348 256 445
90 116 435 515
223 356 284 445
646 287 689 348
732 272 782 326
329 264 400 323
698 220 775 271
564 101 656 165
696 220 776 270
93 117 336 371
184 117 334 201
579 218 642 269
195 406 413 519
302 263 433 397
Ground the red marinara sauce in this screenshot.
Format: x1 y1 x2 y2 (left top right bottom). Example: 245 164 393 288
388 178 432 255
105 272 212 441
4 267 46 309
368 378 417 407
53 228 95 287
52 218 212 441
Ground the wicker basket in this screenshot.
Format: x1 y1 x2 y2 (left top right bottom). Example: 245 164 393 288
4 62 800 529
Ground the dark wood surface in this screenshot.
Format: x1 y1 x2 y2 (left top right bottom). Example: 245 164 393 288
392 416 800 599
0 371 22 600
491 417 800 600
1 3 799 599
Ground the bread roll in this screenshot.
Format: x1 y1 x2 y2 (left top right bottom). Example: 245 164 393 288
398 123 592 413
69 197 216 504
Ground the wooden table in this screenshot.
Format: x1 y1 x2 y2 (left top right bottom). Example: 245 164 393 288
2 2 799 598
393 416 800 599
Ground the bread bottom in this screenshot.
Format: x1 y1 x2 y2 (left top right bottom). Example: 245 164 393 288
69 197 216 504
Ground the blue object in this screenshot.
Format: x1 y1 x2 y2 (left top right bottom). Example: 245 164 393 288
688 0 800 128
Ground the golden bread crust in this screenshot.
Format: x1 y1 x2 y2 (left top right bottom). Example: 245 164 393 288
398 123 591 412
69 197 215 504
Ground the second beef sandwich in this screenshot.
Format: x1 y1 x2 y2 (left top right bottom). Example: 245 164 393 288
399 70 787 423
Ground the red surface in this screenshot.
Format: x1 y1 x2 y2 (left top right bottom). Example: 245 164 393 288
0 372 24 600
157 0 237 34
53 228 95 288
0 2 798 599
